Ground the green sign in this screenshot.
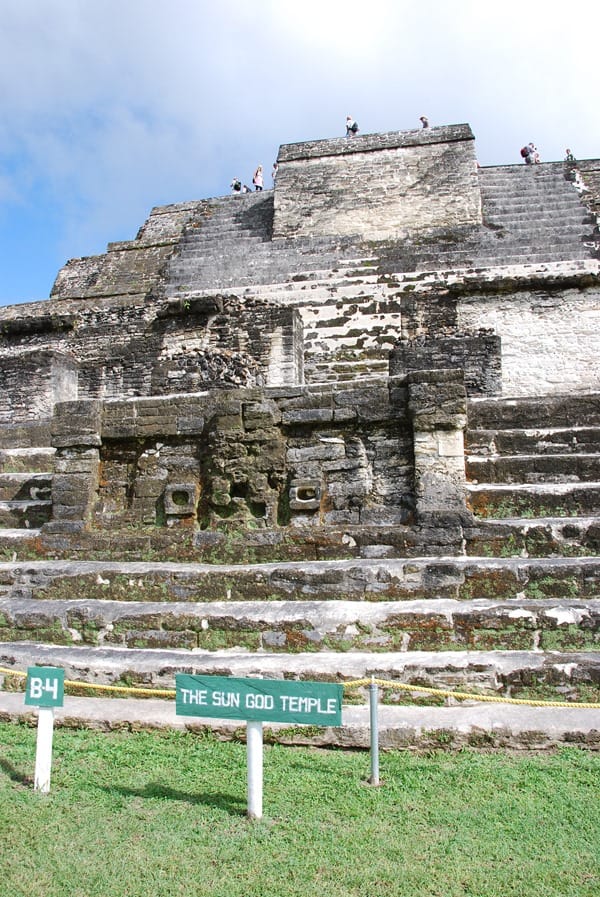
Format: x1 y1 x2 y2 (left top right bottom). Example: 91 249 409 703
25 667 65 708
176 675 343 726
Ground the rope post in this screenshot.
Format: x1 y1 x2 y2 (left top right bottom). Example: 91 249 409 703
369 677 380 786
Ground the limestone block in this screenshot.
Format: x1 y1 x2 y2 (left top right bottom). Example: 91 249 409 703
457 287 600 397
274 125 480 240
164 483 199 517
287 441 346 463
282 408 334 425
242 401 282 429
54 448 101 475
408 369 467 431
176 416 205 435
134 477 168 499
289 480 321 511
52 400 102 448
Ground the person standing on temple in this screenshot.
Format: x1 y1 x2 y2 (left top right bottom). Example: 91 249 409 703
253 165 264 191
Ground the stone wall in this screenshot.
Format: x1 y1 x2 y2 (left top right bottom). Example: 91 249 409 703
0 295 302 420
42 374 475 537
273 124 481 240
0 350 78 423
389 275 600 397
457 285 600 397
390 333 501 396
576 159 600 219
77 380 416 531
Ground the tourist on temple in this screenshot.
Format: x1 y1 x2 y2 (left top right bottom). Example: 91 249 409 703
345 115 359 137
253 165 264 191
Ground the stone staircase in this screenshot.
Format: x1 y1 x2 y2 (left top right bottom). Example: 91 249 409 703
159 165 600 390
378 164 599 276
465 392 600 522
166 191 367 292
0 425 55 543
1 391 599 747
165 165 598 298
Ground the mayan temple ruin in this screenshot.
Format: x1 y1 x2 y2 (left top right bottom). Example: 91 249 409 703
1 123 599 747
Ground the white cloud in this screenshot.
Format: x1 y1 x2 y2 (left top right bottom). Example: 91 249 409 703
0 0 598 303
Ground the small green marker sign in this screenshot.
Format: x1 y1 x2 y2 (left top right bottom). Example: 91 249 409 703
176 675 343 726
25 667 65 708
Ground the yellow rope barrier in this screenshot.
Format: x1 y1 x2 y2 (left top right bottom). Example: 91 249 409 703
343 677 600 709
0 667 175 699
2 666 600 708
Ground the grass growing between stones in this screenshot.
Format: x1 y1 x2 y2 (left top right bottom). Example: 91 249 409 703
1 725 600 897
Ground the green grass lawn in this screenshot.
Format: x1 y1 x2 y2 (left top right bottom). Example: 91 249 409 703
1 723 599 897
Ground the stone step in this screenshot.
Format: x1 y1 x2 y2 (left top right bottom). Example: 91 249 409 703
171 249 594 292
467 482 600 518
3 556 598 603
465 516 600 558
482 224 593 241
0 447 55 474
0 422 52 450
398 243 591 260
0 530 43 558
385 249 594 273
168 269 383 291
1 642 599 703
467 394 600 430
392 242 593 263
171 259 381 283
466 427 600 457
481 185 586 200
238 258 600 300
466 453 600 485
179 233 270 246
479 166 580 185
0 473 52 502
482 198 590 214
376 259 600 290
481 201 587 218
480 184 584 200
483 196 587 211
0 500 52 528
31 512 595 565
2 595 598 654
3 690 598 750
482 223 592 239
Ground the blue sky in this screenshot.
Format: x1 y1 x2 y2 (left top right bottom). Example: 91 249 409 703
0 0 598 307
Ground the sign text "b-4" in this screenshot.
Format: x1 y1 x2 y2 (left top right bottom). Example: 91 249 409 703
25 667 65 708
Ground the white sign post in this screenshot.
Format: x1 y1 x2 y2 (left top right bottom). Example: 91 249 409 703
246 720 263 819
176 674 343 820
25 666 65 794
34 707 55 794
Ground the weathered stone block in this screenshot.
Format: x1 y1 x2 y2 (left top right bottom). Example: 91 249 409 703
289 480 321 511
52 400 102 448
274 125 481 241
